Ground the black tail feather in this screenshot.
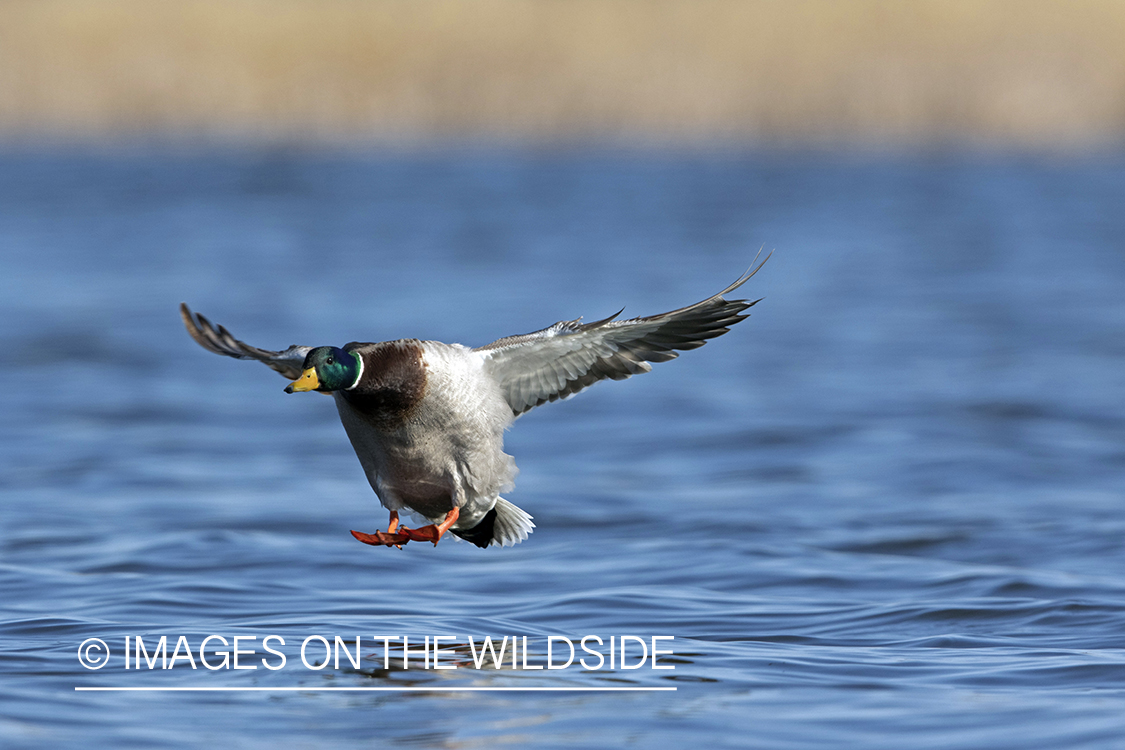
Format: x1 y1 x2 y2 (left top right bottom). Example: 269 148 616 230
451 508 496 549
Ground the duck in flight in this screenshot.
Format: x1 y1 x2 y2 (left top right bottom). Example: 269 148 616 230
180 256 767 550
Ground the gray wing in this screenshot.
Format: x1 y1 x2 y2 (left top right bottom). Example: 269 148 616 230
180 303 312 380
476 256 768 417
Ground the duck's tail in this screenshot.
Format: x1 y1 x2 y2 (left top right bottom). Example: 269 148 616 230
452 498 535 548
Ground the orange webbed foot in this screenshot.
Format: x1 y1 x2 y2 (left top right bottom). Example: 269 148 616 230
400 507 461 547
351 508 460 549
399 525 442 545
351 529 410 548
351 511 408 548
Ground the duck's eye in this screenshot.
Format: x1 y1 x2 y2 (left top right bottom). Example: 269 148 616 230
326 357 335 366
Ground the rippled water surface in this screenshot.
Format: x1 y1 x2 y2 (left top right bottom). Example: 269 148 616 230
2 149 1124 748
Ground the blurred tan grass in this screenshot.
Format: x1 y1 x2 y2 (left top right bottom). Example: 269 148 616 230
1 0 1123 147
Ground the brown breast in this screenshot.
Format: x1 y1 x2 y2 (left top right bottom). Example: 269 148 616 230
340 340 428 429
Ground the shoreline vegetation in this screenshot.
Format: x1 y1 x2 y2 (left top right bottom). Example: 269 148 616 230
1 0 1123 149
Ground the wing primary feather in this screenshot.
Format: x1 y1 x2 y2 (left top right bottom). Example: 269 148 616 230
180 303 311 381
477 256 770 417
580 307 626 331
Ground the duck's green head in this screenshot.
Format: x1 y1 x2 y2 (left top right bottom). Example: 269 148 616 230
285 347 362 393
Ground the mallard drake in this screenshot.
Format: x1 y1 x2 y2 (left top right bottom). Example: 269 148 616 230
180 257 767 549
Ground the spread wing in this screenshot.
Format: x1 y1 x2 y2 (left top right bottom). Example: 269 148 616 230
476 255 768 417
180 303 312 380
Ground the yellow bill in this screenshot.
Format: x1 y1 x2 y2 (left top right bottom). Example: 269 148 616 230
285 368 320 393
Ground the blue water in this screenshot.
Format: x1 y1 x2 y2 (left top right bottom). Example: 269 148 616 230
2 149 1124 748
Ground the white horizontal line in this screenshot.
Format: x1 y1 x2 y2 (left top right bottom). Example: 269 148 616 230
75 686 675 692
